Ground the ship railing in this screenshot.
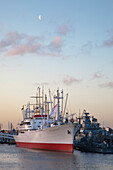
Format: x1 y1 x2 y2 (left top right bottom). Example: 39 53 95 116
0 133 14 140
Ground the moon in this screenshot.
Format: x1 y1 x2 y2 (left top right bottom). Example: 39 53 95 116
38 15 41 21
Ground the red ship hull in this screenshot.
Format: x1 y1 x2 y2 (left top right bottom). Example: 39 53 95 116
16 142 73 152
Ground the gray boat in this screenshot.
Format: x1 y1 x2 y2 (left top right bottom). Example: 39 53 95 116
74 110 113 154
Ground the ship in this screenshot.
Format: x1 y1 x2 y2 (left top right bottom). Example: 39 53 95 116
74 110 113 154
14 88 78 153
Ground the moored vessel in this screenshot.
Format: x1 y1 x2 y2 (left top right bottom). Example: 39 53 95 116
14 88 78 152
74 110 113 154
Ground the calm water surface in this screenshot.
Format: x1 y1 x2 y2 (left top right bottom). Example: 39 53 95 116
0 144 113 170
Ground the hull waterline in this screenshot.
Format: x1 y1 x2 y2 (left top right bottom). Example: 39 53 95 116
16 142 73 152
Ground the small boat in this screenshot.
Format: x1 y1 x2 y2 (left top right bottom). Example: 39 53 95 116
14 88 78 153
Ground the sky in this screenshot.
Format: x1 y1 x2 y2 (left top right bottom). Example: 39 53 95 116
0 0 113 129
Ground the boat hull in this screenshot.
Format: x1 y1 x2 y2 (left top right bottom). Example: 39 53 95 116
14 123 77 153
16 142 73 152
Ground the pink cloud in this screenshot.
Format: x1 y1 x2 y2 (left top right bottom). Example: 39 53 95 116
0 31 26 49
48 36 63 53
99 82 113 89
93 71 102 79
6 43 41 56
0 31 67 58
63 75 82 86
6 46 65 58
0 31 41 52
52 37 62 45
0 32 27 55
27 35 43 43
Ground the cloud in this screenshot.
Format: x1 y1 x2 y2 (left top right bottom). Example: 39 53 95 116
80 41 94 54
48 36 63 53
63 75 82 86
6 43 41 56
102 36 113 47
0 30 66 58
93 71 102 79
106 29 113 35
99 82 113 89
0 31 26 50
80 31 113 54
57 24 69 36
0 31 42 56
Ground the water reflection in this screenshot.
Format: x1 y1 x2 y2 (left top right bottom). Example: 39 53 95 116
0 145 113 170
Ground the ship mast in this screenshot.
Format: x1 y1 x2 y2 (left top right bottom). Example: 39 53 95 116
30 87 43 114
54 89 63 121
61 89 63 117
44 100 52 125
49 89 52 112
45 94 47 115
63 93 68 119
42 86 44 113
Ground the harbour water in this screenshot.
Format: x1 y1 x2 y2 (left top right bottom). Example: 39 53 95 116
0 144 113 170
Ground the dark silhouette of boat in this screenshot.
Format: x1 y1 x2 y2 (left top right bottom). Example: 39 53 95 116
74 110 113 154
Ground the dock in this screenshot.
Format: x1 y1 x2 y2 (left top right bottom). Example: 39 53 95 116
0 132 16 144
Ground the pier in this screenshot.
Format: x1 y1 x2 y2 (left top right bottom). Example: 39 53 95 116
0 132 16 144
